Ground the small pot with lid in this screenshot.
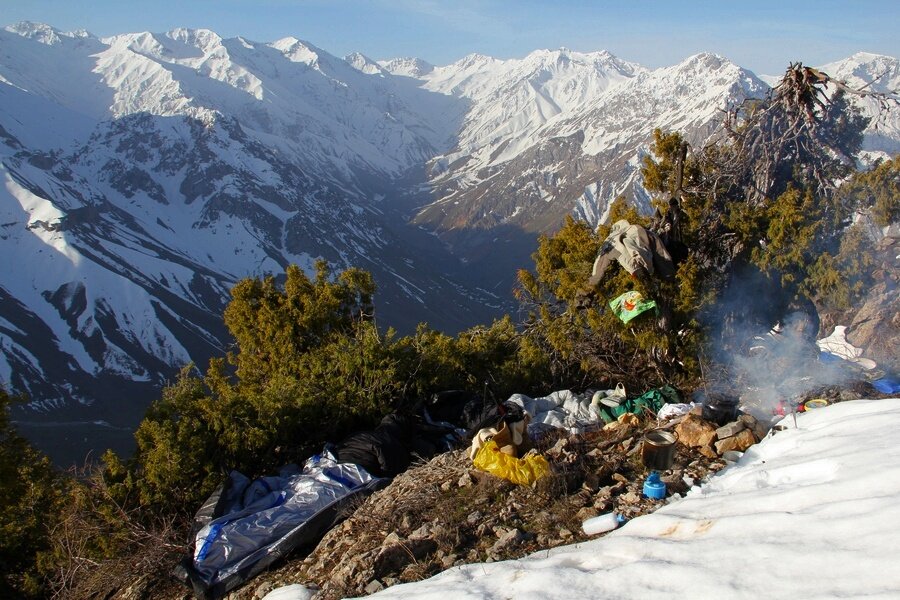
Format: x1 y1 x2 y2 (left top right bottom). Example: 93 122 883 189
641 429 678 471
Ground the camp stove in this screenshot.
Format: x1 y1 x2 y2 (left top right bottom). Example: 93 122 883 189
641 429 678 499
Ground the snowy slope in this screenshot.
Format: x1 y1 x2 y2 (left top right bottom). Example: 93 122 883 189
418 48 643 171
0 22 499 440
334 398 900 600
408 53 767 285
818 52 900 159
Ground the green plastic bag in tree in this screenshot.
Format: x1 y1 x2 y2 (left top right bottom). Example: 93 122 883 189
609 290 657 324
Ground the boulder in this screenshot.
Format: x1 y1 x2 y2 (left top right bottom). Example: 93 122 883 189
715 428 757 455
846 280 900 372
715 420 747 439
675 414 718 458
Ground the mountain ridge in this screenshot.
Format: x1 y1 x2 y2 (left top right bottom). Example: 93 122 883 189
2 21 897 463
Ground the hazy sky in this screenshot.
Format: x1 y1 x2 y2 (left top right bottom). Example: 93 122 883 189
2 0 897 75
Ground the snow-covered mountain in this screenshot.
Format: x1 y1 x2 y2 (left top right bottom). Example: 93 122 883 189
408 51 768 285
819 52 900 160
0 23 499 455
1 21 897 462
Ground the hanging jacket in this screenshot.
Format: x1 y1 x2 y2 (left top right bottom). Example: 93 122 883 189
588 220 676 286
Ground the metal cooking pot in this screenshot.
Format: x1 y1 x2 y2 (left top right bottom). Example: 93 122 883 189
641 429 678 471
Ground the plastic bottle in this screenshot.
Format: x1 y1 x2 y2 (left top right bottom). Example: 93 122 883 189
582 512 625 535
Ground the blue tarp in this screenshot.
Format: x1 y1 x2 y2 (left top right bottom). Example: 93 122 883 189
873 377 900 395
175 451 385 599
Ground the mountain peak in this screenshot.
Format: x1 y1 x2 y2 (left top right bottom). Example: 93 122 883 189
819 52 900 95
378 57 435 78
4 21 94 45
520 47 641 77
680 52 733 70
166 27 223 51
271 36 322 65
345 51 384 75
456 53 498 69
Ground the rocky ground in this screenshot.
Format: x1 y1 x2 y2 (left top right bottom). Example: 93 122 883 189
95 372 891 600
225 377 892 600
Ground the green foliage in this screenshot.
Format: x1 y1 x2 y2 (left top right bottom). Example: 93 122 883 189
127 261 552 510
807 223 879 310
836 156 900 227
224 261 375 388
641 129 709 240
0 389 64 597
521 215 599 304
751 187 824 286
129 262 393 508
397 317 552 402
515 212 679 390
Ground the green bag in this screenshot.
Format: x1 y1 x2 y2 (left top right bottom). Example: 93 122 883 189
609 290 657 324
597 385 682 423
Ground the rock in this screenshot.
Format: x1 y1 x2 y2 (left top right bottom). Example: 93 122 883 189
573 489 593 507
676 414 718 457
559 528 573 540
458 472 475 487
741 414 770 441
620 491 641 504
410 522 446 540
490 528 526 554
254 582 274 599
715 428 758 454
715 420 747 439
660 473 689 495
383 531 402 545
593 496 613 511
840 388 863 401
739 414 758 429
440 480 453 492
365 580 385 595
612 473 629 484
373 538 438 578
466 510 484 525
846 281 900 372
441 554 457 569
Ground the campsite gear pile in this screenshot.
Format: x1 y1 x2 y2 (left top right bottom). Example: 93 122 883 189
279 403 757 599
591 384 681 425
178 380 834 598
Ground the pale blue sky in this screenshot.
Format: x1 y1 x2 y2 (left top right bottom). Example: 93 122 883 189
2 0 897 75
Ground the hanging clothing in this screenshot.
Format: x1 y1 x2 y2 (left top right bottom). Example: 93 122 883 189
588 220 676 287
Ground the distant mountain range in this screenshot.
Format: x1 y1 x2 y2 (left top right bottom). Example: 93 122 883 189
1 21 897 462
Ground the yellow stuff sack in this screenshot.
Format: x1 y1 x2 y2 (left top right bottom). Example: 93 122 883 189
472 440 551 485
